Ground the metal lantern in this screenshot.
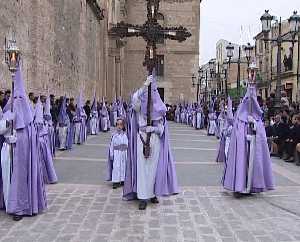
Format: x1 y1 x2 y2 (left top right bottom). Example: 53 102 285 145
5 30 20 74
289 11 300 33
244 43 254 63
248 62 259 86
226 42 234 58
260 10 274 33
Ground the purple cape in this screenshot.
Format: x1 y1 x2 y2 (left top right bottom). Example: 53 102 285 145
3 66 47 215
222 86 275 193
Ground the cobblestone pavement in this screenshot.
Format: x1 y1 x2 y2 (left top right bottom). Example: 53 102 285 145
1 123 300 242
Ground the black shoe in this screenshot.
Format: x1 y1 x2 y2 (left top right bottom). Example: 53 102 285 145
285 158 294 163
296 162 300 166
120 182 124 187
150 197 159 204
138 201 147 210
12 215 23 221
282 154 290 160
112 183 118 189
233 192 243 198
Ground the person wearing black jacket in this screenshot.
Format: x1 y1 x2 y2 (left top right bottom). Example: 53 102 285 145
272 114 289 158
282 114 300 162
84 100 91 120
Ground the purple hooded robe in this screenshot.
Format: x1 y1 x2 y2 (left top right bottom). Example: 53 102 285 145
123 74 179 200
74 91 87 144
222 86 275 193
44 96 55 157
57 96 71 150
216 97 234 163
34 98 57 184
3 66 47 215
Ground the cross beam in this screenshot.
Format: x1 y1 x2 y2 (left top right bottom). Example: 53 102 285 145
111 0 191 158
111 0 191 74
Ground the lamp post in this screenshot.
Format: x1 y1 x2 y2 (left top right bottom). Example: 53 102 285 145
226 42 254 100
209 59 218 96
5 29 21 123
288 11 300 101
260 10 300 110
5 29 21 178
192 67 203 103
222 60 229 98
244 42 254 68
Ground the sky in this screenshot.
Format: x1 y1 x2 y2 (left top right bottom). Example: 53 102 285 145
200 0 300 64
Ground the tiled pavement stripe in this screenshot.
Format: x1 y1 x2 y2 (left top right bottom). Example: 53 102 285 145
54 156 218 165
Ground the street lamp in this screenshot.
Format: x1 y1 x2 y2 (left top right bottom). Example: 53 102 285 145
244 42 254 67
260 10 274 33
226 42 234 65
289 11 300 99
192 67 203 103
5 29 21 175
222 60 229 97
260 10 300 110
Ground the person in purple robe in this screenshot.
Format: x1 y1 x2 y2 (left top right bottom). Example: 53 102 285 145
175 105 180 123
44 96 55 157
216 101 226 139
207 101 217 136
2 66 47 221
222 79 274 196
74 92 87 145
57 96 71 150
100 101 110 132
216 97 234 163
111 101 118 127
34 98 58 184
90 94 99 135
124 74 179 210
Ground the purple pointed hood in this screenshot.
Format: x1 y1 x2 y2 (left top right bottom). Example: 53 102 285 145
227 96 234 124
236 86 262 122
4 65 33 129
34 97 44 124
140 74 167 120
58 96 69 124
44 96 51 117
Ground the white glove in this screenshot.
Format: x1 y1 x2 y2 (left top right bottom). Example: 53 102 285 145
4 130 17 144
146 126 155 133
3 110 16 122
247 116 257 131
247 115 256 124
144 76 152 87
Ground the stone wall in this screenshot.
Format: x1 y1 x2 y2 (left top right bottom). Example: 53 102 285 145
0 0 102 100
0 0 200 104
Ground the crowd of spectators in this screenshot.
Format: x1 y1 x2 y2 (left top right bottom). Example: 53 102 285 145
264 92 300 166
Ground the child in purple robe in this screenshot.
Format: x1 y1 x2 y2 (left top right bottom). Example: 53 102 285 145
107 118 128 189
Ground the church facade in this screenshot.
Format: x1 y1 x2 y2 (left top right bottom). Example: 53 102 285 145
0 0 200 103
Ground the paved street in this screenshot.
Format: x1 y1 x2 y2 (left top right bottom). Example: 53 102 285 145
1 122 300 242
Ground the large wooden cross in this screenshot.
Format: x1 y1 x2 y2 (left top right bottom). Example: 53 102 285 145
111 0 191 158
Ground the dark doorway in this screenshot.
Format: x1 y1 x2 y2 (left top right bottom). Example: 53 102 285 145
158 88 164 102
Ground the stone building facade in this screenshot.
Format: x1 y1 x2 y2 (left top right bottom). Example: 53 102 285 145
255 20 299 102
0 0 200 103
